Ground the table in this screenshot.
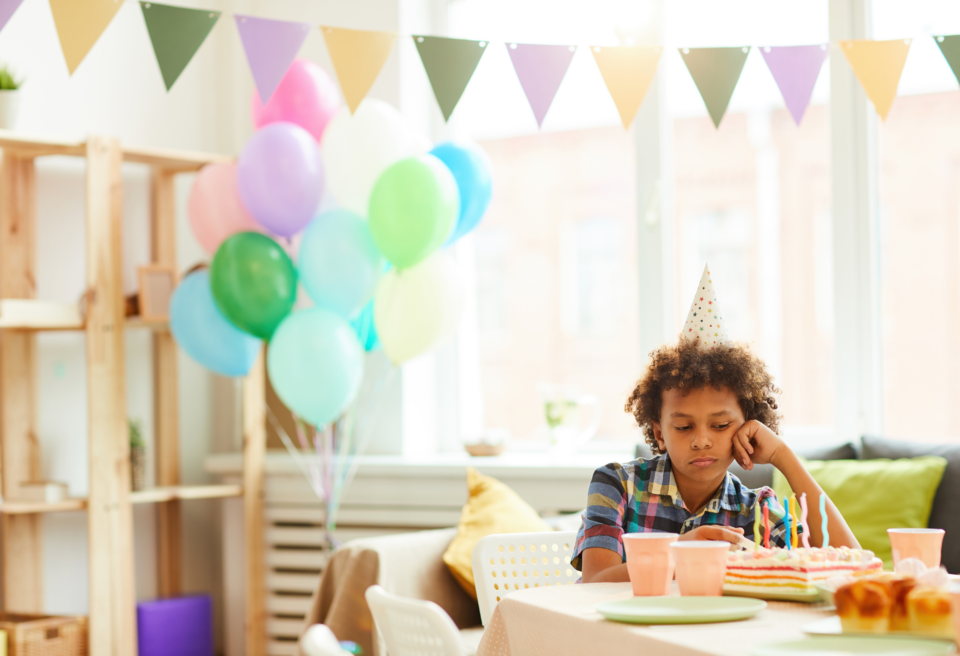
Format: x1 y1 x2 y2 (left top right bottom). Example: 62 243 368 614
475 583 836 656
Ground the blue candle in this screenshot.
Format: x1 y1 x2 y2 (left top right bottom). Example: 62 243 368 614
781 495 791 550
820 493 829 548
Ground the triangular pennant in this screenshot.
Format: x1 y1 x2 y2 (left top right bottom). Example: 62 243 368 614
140 2 220 91
679 46 750 128
506 43 577 128
48 0 124 75
760 44 829 125
321 26 396 113
933 35 960 86
0 0 25 35
682 263 729 348
413 35 488 122
235 15 311 103
590 45 662 129
838 39 911 121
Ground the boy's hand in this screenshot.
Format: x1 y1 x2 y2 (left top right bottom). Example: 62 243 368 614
679 526 744 545
731 419 786 471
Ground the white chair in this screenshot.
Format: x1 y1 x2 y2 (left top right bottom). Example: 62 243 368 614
365 584 464 656
470 531 579 626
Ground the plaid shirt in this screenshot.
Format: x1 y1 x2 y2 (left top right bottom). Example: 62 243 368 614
571 455 793 570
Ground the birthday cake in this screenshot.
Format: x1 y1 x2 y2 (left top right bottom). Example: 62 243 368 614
724 546 884 596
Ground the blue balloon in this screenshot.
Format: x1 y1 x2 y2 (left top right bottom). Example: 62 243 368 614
170 270 261 377
299 209 385 319
267 308 365 426
349 301 380 352
430 141 493 244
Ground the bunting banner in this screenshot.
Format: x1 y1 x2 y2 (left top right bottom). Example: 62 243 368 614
0 0 24 36
321 26 397 113
760 44 828 125
590 45 662 129
838 38 911 121
413 35 488 122
680 46 751 128
48 0 124 75
235 15 311 103
507 43 577 128
934 35 960 86
140 2 220 91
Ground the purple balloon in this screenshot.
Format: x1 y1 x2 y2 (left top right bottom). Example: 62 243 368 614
237 122 325 237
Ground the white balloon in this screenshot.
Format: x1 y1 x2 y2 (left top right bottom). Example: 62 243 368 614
374 252 463 364
321 99 419 216
300 624 349 656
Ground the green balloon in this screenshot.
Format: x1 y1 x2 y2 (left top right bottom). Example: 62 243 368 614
368 155 460 269
210 232 297 339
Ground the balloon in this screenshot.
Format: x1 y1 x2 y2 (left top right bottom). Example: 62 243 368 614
299 210 385 319
210 232 298 339
373 252 463 364
267 308 365 426
188 163 264 255
368 155 460 269
350 301 380 352
169 270 262 377
430 141 493 244
320 99 418 215
251 59 341 142
237 122 325 237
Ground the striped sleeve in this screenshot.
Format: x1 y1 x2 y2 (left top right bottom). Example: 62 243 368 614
570 463 628 571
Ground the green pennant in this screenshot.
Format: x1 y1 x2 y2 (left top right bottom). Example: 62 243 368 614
140 2 220 91
413 35 488 121
934 35 960 86
679 46 750 128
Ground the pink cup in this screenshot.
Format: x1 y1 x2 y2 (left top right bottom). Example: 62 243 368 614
669 541 729 596
951 584 960 649
623 533 679 596
888 528 945 569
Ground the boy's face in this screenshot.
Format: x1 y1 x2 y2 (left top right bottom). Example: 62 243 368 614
652 386 744 485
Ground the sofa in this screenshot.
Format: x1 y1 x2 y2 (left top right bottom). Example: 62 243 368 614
302 436 959 655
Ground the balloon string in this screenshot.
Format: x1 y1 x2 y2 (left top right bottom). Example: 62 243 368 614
268 410 323 499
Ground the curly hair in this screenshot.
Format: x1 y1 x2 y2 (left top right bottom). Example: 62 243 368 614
625 338 782 455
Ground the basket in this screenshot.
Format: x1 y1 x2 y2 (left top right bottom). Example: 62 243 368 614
0 613 86 656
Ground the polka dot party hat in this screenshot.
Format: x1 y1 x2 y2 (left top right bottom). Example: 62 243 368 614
682 263 730 349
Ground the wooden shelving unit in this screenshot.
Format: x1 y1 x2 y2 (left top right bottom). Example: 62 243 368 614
0 131 268 656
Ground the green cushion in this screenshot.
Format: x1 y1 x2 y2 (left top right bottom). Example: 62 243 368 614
772 457 947 568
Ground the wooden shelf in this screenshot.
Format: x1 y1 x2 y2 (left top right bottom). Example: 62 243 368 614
122 144 231 172
0 130 85 158
0 485 242 514
123 317 169 331
0 299 84 330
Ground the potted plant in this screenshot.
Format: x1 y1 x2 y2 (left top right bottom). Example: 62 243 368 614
0 64 21 130
129 419 146 492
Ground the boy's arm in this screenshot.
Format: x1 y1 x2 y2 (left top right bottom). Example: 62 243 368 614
732 420 860 550
581 548 629 583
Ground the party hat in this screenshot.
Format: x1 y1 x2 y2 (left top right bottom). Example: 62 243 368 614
682 264 730 348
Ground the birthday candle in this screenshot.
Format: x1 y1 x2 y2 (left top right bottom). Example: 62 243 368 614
800 493 811 549
820 493 830 548
782 495 792 550
753 500 761 549
763 499 771 549
789 494 799 548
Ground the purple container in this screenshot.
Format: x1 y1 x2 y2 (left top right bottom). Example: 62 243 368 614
137 595 213 656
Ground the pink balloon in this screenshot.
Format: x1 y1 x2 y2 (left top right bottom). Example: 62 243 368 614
188 163 263 255
251 59 341 142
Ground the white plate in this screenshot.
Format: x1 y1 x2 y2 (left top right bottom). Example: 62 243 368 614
723 586 822 603
803 616 956 643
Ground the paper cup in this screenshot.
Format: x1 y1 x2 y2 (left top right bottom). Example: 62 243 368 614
669 541 729 596
888 528 945 569
951 583 960 648
623 533 679 596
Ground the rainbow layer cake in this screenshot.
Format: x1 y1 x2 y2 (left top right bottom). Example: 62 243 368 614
724 546 884 596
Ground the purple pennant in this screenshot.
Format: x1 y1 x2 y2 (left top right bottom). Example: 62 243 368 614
506 43 577 128
760 44 829 125
235 14 312 103
0 0 24 35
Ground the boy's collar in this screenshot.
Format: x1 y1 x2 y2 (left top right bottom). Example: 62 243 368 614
648 454 742 514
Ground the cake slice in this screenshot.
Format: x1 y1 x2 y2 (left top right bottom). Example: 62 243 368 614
724 546 883 596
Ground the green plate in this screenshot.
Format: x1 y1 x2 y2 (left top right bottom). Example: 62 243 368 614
803 617 956 643
754 637 957 656
724 586 822 603
595 596 766 624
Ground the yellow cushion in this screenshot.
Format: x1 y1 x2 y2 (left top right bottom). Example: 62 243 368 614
443 467 552 599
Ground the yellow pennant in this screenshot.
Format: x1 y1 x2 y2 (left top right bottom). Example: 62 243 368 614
48 0 124 75
838 38 912 121
591 45 662 129
321 26 397 113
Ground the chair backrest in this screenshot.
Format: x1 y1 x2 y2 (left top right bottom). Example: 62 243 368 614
471 531 579 626
365 584 464 656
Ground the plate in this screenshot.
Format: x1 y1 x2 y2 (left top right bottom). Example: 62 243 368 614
803 617 956 643
753 637 957 656
595 596 766 625
812 583 835 607
723 586 822 603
